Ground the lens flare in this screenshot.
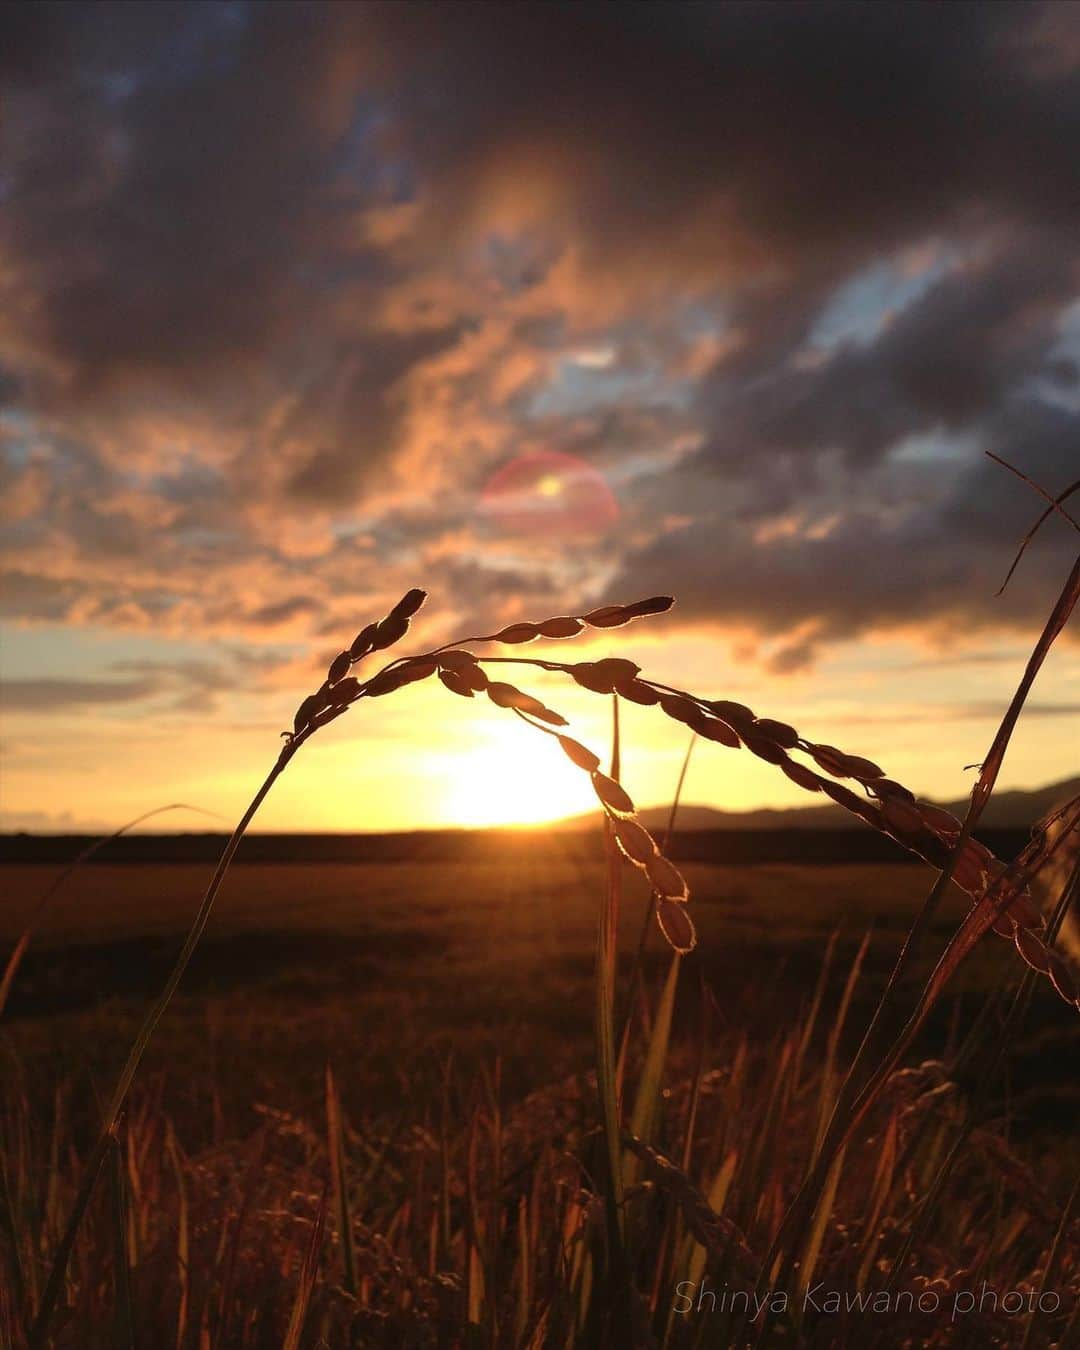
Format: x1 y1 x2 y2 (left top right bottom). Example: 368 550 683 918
478 450 619 537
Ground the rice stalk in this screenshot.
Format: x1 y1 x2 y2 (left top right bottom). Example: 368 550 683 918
19 566 1078 1346
759 549 1080 1300
166 1124 188 1350
0 803 222 1021
325 1066 357 1298
106 1131 134 1350
281 1188 328 1350
625 955 680 1184
591 697 628 1342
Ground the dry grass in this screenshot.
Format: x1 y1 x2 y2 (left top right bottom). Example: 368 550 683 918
2 564 1079 1347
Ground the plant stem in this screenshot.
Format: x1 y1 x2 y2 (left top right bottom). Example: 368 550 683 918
31 742 297 1348
760 550 1080 1294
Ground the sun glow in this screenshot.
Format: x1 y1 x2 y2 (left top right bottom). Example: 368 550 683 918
439 727 600 828
537 473 563 498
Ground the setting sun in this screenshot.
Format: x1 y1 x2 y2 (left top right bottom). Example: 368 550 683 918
537 473 563 498
5 7 1079 1344
438 726 600 828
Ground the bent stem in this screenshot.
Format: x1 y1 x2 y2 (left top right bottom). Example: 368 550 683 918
760 550 1080 1297
31 740 298 1348
596 699 625 1247
616 733 696 1086
0 803 222 1021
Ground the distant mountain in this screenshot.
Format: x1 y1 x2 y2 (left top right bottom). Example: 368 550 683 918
557 776 1080 833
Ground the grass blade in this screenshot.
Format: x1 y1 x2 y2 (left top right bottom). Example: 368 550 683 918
626 954 680 1187
31 750 294 1347
0 803 222 1020
282 1188 328 1350
325 1066 357 1297
108 1129 135 1350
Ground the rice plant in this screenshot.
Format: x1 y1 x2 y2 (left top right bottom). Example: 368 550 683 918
2 557 1078 1348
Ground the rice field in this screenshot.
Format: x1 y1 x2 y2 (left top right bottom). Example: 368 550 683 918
2 851 1077 1347
3 582 1079 1348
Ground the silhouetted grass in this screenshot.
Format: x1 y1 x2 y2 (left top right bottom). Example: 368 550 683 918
2 571 1078 1348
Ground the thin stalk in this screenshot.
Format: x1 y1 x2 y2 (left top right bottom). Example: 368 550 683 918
616 735 696 1084
595 699 625 1247
760 550 1080 1300
0 802 222 1020
108 1129 135 1350
31 741 297 1348
886 851 1080 1289
592 696 631 1349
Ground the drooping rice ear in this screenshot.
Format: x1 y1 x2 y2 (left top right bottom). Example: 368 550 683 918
371 613 411 651
687 713 741 748
743 734 788 765
437 650 480 672
841 754 886 781
558 736 601 772
349 622 379 660
620 680 661 706
656 898 696 953
390 588 427 620
328 676 361 706
808 743 849 777
818 778 882 827
538 616 584 638
571 660 640 694
781 759 823 791
1046 951 1078 1004
327 651 352 684
486 681 538 711
531 706 569 727
880 795 927 838
438 669 475 698
646 852 689 903
1014 926 1052 974
591 771 635 817
612 816 657 865
659 693 697 726
580 597 674 629
918 802 963 839
583 604 631 628
751 718 798 749
592 657 641 689
950 839 997 893
490 622 541 644
365 660 436 697
622 595 674 617
1004 888 1043 930
707 699 755 729
484 681 563 723
458 663 489 692
293 692 326 736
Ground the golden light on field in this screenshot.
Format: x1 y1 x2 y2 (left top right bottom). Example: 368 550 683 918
439 726 599 828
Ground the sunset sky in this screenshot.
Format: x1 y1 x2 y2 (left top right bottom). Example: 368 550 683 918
1 2 1078 833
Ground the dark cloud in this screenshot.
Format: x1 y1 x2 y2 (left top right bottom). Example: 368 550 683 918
1 673 162 711
953 702 1080 721
373 2 1080 271
0 2 1078 665
246 596 322 629
0 650 283 718
699 233 1076 478
606 231 1078 656
611 448 1079 675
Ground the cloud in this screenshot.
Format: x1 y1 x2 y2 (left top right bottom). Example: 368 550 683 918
0 2 1077 672
0 651 280 717
2 673 162 711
